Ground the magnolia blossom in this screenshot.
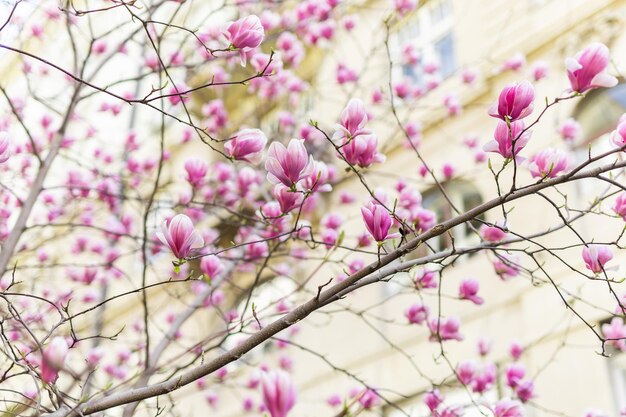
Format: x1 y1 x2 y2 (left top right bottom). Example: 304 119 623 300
405 302 430 324
334 98 371 140
494 399 524 417
501 53 526 72
527 148 569 178
265 139 312 188
505 363 525 388
361 202 397 242
428 316 463 341
424 389 444 411
582 244 613 274
510 341 524 360
515 380 535 403
459 278 483 305
340 134 386 168
613 193 626 221
41 337 69 384
473 363 497 393
483 120 531 160
601 317 626 352
557 118 581 142
461 67 478 85
336 63 358 84
415 268 438 289
493 254 521 280
610 117 626 148
273 185 303 214
480 224 508 242
457 360 477 385
260 370 296 417
489 81 534 121
566 43 617 93
530 61 549 81
394 0 417 15
224 128 267 164
156 214 204 260
200 255 224 279
0 132 10 163
184 158 208 187
224 15 264 65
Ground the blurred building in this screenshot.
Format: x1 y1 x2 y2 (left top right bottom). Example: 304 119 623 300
199 1 626 417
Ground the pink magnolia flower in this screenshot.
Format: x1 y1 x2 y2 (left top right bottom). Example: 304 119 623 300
483 120 531 160
361 202 398 242
336 63 358 84
156 214 204 260
260 370 296 417
501 53 526 72
224 128 268 164
494 399 523 417
402 44 421 66
41 337 69 384
394 0 417 16
566 43 618 93
582 244 613 274
358 389 379 409
478 338 493 356
327 394 342 407
335 98 371 139
224 15 264 64
441 163 455 180
340 135 386 168
265 139 312 188
457 360 477 385
494 254 521 280
200 255 224 279
299 160 333 192
610 118 626 148
557 118 581 142
424 389 443 411
515 380 535 403
415 268 438 289
443 93 462 116
530 61 549 81
405 302 430 324
601 317 626 352
528 148 569 178
273 185 303 214
489 81 535 121
0 132 11 163
184 158 208 187
510 341 523 360
428 316 464 341
613 193 626 221
473 363 497 393
459 278 484 305
505 363 525 388
480 224 508 242
461 68 478 85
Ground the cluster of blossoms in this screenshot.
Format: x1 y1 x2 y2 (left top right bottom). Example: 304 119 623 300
481 42 616 184
1 0 625 416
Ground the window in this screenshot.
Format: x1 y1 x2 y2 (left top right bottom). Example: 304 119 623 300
570 82 626 199
421 181 483 254
395 0 456 86
572 83 626 145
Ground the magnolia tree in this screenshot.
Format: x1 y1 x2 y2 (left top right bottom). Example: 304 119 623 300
0 1 625 417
